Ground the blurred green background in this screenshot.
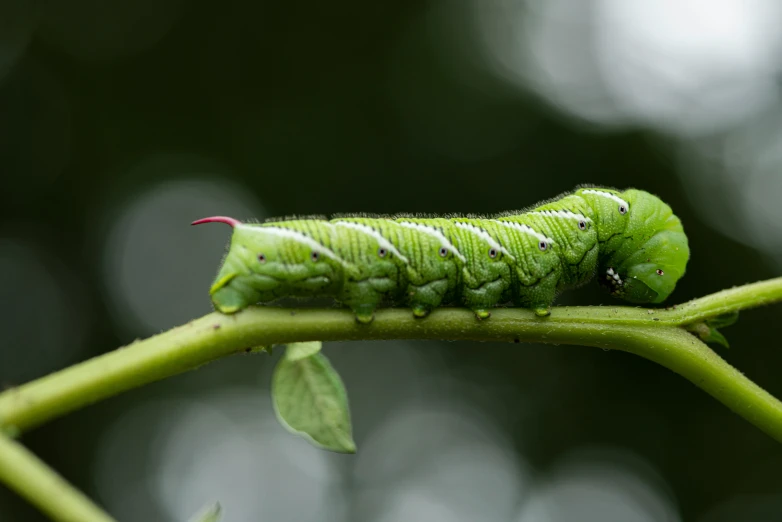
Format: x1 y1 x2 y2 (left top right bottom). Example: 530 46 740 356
3 0 782 520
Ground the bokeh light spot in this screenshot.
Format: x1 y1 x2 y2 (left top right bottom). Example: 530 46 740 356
472 0 782 135
678 107 782 269
473 0 630 127
100 165 264 335
595 0 782 135
517 447 680 522
354 403 529 522
95 391 347 522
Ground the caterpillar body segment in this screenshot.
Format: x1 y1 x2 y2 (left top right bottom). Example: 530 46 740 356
195 187 690 322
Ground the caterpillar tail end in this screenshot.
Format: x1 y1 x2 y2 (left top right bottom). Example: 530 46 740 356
191 216 241 227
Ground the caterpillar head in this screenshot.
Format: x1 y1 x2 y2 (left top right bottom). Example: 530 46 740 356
579 188 690 304
192 217 341 313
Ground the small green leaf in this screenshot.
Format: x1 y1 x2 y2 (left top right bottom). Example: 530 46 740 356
285 341 322 361
686 311 739 349
687 322 731 348
704 328 730 349
706 311 740 330
272 350 356 453
188 502 222 522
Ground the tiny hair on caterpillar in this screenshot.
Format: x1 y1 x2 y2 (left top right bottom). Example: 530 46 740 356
193 186 689 323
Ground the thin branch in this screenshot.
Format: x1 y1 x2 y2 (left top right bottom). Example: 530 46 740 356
663 277 782 325
0 434 116 522
1 278 781 522
0 278 780 442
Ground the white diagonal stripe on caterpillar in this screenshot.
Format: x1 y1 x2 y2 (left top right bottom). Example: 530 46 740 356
397 221 467 263
581 189 630 211
492 220 554 245
528 210 592 222
453 221 515 261
332 221 409 263
241 224 350 267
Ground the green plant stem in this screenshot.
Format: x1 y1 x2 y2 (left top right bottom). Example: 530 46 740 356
664 277 782 324
0 278 780 440
1 278 781 522
0 434 115 522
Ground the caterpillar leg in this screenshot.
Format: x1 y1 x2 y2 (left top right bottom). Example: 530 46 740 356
352 303 377 324
515 269 558 319
341 293 380 325
463 277 507 322
341 279 395 325
412 304 431 318
533 306 551 317
473 308 492 320
407 279 449 319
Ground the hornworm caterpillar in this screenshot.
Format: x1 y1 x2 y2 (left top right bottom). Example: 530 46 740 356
193 187 689 323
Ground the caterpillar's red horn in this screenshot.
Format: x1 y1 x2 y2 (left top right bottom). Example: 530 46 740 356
191 216 241 227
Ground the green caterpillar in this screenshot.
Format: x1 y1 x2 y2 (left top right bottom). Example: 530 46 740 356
194 186 689 323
